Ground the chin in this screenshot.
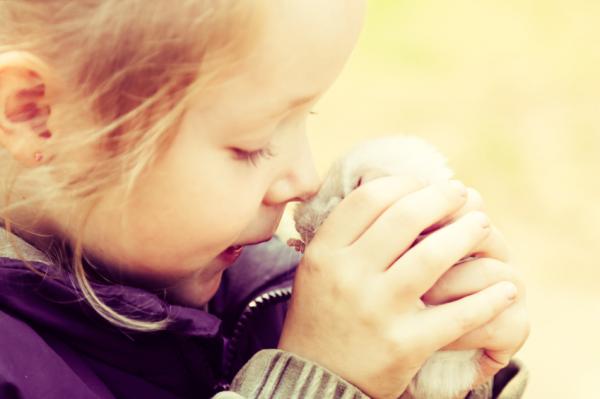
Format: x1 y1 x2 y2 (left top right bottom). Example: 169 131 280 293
166 270 224 308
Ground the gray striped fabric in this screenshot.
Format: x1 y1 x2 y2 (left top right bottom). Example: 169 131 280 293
226 350 369 399
217 350 527 399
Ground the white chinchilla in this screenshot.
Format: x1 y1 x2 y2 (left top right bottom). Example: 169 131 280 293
291 135 481 399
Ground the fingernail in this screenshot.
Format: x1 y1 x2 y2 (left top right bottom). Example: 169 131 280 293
449 180 467 197
499 281 518 300
471 211 490 229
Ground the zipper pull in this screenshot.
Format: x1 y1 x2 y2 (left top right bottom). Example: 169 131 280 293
213 380 231 393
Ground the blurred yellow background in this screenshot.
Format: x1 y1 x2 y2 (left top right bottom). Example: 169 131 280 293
281 1 600 397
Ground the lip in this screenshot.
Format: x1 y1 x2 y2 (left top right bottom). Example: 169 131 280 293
236 210 283 247
240 236 273 246
218 235 273 264
219 245 245 263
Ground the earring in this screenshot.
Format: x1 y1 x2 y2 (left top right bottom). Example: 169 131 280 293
39 130 52 139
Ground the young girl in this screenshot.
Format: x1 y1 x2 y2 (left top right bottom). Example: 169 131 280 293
0 1 528 398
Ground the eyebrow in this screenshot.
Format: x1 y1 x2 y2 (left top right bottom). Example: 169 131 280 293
265 93 319 119
287 93 320 109
259 93 321 120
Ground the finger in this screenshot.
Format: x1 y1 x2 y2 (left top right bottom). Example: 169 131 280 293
422 225 510 267
389 211 492 296
423 187 485 234
420 189 509 262
313 175 425 249
444 304 530 351
417 281 518 351
476 349 515 382
350 180 468 270
422 258 518 305
471 226 510 261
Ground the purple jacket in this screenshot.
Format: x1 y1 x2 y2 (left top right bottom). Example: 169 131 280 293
0 231 300 399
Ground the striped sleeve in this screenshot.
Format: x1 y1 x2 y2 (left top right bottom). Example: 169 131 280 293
214 351 528 399
222 349 369 399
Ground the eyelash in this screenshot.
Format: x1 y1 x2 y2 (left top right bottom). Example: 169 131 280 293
234 147 276 166
233 110 316 167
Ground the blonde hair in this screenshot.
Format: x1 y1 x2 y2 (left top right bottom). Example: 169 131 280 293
0 0 263 331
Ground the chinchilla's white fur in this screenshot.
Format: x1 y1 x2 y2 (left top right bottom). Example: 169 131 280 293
294 135 481 399
408 350 479 399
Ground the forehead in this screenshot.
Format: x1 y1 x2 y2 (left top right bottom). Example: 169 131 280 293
193 0 365 123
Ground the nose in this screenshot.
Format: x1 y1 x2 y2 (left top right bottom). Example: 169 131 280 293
263 136 320 206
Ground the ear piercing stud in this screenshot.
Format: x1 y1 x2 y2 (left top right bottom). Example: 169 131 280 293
39 130 52 139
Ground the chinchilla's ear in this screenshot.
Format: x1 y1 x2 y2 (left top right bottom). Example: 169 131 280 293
340 135 455 194
351 166 391 190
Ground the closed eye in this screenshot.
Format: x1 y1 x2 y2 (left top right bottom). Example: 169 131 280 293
232 147 276 166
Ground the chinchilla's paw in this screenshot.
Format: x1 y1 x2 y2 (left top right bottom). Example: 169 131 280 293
287 238 305 253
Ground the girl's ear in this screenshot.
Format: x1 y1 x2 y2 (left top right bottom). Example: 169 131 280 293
0 52 55 167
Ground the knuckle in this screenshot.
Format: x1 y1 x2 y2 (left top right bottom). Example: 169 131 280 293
385 327 419 360
302 243 333 272
390 202 422 230
388 276 414 300
436 180 460 199
356 303 376 324
302 243 322 263
418 244 446 269
355 295 383 328
352 184 386 209
402 205 424 228
454 307 480 333
335 268 359 293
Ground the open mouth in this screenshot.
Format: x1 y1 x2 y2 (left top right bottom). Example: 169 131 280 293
220 245 244 263
219 236 273 264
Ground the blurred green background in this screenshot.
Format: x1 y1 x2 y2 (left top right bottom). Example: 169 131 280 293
281 1 600 397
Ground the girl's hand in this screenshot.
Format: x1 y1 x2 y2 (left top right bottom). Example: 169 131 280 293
278 177 518 399
422 189 530 389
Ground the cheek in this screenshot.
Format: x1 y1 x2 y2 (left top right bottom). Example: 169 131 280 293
110 189 256 286
126 179 251 257
121 146 265 265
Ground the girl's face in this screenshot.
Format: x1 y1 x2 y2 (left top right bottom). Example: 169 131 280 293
83 0 365 306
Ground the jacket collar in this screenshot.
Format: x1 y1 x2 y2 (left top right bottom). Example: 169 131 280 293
0 227 299 396
0 227 300 338
0 226 221 338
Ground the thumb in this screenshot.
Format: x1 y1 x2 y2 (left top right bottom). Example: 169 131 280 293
476 349 513 383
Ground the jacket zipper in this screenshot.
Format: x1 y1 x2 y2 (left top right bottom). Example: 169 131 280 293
216 286 292 392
